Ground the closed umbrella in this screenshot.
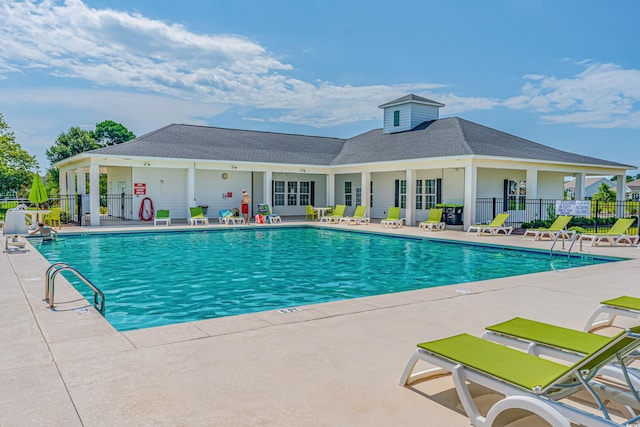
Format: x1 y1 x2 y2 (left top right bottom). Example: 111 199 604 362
28 174 48 205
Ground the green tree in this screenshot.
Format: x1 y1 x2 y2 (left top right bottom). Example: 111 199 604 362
0 113 39 194
92 120 136 146
592 182 617 202
45 127 98 164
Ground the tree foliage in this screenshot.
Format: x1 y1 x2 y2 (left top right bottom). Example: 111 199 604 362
0 113 39 194
92 120 136 146
592 182 617 203
45 127 99 165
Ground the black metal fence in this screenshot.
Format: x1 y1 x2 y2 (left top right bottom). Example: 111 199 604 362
58 193 134 224
476 198 640 235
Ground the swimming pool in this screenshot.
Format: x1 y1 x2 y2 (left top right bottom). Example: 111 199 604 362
32 227 613 331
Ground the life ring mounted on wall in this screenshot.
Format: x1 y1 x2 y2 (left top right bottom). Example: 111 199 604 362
139 197 154 221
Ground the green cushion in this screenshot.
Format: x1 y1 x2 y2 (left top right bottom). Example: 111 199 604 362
601 296 640 312
486 317 610 354
417 333 570 391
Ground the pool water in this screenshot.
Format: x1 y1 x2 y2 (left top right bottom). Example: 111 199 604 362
32 227 612 331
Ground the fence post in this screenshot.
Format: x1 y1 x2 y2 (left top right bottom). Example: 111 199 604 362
594 200 599 233
492 198 497 217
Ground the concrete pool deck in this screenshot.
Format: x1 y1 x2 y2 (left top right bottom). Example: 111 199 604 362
1 221 640 426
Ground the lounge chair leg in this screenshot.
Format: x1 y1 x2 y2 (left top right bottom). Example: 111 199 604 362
485 396 571 427
452 365 485 426
399 351 450 386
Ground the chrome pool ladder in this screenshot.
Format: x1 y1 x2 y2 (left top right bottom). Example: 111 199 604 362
45 262 105 315
549 232 581 258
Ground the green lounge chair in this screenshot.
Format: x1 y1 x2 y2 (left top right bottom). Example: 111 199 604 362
578 218 638 247
400 324 640 427
467 213 512 236
305 205 318 221
154 209 171 226
320 204 345 223
522 215 574 241
257 203 281 224
482 316 640 391
379 207 403 228
584 295 640 332
417 208 445 231
338 205 370 225
189 207 209 226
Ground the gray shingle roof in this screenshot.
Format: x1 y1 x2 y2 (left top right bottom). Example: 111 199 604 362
84 118 632 169
89 124 345 165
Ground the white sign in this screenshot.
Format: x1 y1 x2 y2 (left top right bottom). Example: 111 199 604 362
555 200 591 217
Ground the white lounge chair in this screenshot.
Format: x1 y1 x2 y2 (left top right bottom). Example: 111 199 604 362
578 218 638 247
467 213 513 236
189 207 209 226
379 207 403 228
3 209 29 250
417 208 445 231
154 209 171 226
338 205 370 225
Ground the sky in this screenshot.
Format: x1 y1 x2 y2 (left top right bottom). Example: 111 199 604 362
1 0 639 175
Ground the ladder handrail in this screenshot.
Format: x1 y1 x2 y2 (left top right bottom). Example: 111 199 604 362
45 262 105 315
549 231 580 258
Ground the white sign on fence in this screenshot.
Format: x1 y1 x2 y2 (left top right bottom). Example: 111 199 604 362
555 200 591 217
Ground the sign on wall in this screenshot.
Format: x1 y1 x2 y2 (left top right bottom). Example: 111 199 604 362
134 183 147 195
555 200 590 216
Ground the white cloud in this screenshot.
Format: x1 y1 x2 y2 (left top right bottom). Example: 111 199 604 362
506 62 640 129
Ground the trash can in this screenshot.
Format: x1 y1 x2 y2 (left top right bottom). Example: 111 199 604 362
436 204 464 225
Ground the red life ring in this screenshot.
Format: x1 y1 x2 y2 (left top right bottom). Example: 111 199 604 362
139 197 154 221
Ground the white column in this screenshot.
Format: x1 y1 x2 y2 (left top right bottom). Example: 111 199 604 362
463 165 478 230
187 164 196 207
76 167 86 195
59 169 67 197
326 173 335 207
67 170 77 219
575 173 585 200
264 171 273 207
361 171 370 215
89 163 100 227
526 169 538 199
405 169 414 226
616 174 626 218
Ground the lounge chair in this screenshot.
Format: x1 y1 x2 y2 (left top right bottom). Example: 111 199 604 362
467 213 512 236
417 208 445 231
320 204 345 223
154 209 171 226
481 316 640 391
305 205 318 221
522 215 574 241
338 205 370 225
578 218 638 246
583 295 640 332
189 207 209 226
257 204 281 224
44 207 62 229
379 207 403 228
3 209 29 250
400 324 640 427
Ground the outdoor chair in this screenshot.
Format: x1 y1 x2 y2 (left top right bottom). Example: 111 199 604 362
467 213 512 236
417 208 445 231
400 324 640 427
189 207 209 226
522 215 574 241
154 209 171 226
379 207 403 228
320 204 345 223
257 203 281 223
3 209 29 250
338 205 370 225
305 205 317 221
578 218 638 246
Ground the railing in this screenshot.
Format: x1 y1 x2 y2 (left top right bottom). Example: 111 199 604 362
476 198 640 235
45 262 105 315
58 193 134 224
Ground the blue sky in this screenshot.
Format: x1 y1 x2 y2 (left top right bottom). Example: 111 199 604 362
1 0 639 174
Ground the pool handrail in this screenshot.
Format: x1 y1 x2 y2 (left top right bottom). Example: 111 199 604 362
45 262 105 315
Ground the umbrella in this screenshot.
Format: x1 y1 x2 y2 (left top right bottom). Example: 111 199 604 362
28 174 48 205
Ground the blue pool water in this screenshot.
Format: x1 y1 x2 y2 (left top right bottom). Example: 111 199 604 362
32 227 613 331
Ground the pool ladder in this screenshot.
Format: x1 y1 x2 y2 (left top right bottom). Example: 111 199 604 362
549 232 581 257
45 262 105 315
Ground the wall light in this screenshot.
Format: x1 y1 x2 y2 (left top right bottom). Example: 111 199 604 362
144 162 151 167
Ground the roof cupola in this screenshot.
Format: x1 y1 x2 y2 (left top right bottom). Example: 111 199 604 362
378 94 444 134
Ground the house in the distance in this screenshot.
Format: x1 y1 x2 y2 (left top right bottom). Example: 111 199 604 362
564 177 631 200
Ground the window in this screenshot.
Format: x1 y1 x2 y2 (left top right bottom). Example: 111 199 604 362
299 181 310 206
287 181 298 206
505 179 526 210
399 179 406 208
355 187 361 206
274 180 285 206
424 179 437 209
344 181 352 206
415 180 423 210
393 110 400 127
370 181 374 208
